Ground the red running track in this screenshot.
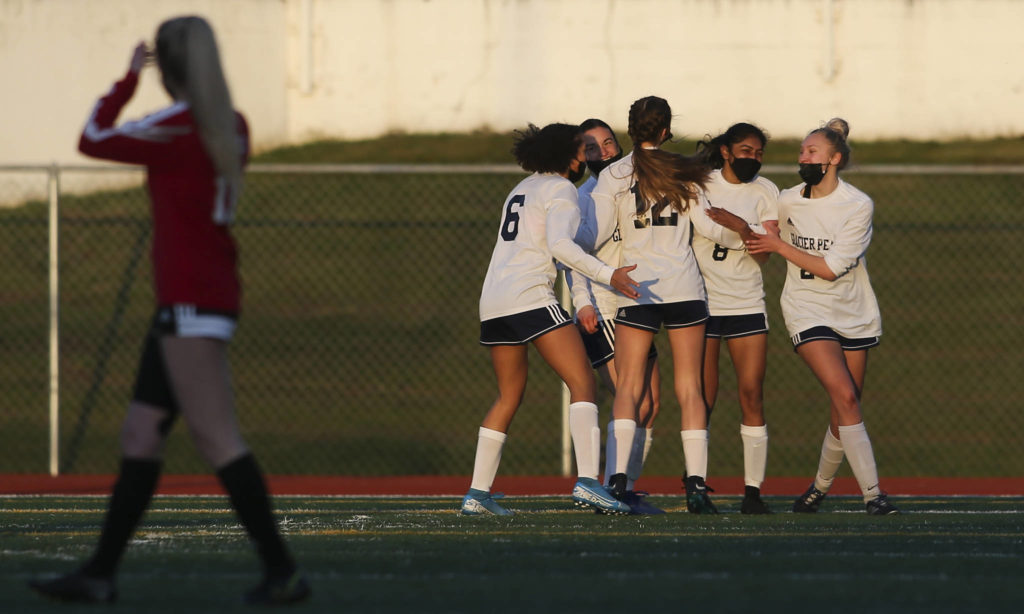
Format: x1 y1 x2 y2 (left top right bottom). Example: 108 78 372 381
2 474 1022 497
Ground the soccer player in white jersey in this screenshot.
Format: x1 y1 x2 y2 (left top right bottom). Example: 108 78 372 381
566 119 663 514
745 118 899 515
693 123 779 514
591 96 766 514
461 123 641 516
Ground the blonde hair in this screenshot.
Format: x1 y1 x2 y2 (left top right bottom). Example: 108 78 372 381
156 16 241 201
809 117 851 171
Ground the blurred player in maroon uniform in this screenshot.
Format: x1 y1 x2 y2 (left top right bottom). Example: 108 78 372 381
29 16 309 605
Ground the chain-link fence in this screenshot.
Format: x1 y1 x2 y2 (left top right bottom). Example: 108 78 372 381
1 164 1021 478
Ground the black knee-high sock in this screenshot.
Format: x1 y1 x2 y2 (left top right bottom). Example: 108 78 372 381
81 458 162 578
216 453 295 578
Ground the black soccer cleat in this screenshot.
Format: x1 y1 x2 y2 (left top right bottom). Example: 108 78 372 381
683 475 719 515
607 473 628 499
244 570 311 605
866 493 901 515
792 484 827 513
28 571 117 603
740 486 772 515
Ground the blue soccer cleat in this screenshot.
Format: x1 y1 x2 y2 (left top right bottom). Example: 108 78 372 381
460 488 514 516
572 477 631 515
621 490 666 515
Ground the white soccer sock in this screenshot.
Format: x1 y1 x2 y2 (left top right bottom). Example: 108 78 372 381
740 424 769 489
603 421 615 485
838 422 882 501
625 428 653 490
610 419 637 477
814 427 845 493
680 429 709 479
568 402 602 480
469 427 507 492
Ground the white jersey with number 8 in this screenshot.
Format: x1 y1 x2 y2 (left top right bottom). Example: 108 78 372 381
692 169 779 316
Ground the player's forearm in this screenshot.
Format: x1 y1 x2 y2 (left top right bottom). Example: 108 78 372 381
778 243 837 281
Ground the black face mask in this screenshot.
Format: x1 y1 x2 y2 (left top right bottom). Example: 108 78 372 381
798 162 829 186
567 159 587 184
586 151 623 177
731 158 761 183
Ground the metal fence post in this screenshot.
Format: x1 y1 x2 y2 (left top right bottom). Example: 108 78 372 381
558 271 572 477
48 163 60 476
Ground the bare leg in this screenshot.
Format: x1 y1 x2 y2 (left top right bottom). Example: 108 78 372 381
726 333 767 427
481 344 529 433
160 337 247 468
797 341 881 501
667 325 707 432
726 333 769 496
535 326 602 479
161 337 298 582
702 337 721 422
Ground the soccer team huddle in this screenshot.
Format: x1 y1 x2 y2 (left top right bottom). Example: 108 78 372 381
462 96 900 518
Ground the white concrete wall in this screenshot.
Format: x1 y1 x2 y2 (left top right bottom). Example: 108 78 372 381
1 0 1022 166
0 0 289 165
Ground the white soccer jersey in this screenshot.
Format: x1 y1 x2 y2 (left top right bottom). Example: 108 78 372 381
692 170 780 316
777 179 882 339
589 152 751 308
566 174 623 320
479 173 615 322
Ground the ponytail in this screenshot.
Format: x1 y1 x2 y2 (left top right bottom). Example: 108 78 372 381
627 96 709 217
156 17 242 203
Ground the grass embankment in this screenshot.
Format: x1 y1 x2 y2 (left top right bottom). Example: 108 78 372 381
254 131 1024 165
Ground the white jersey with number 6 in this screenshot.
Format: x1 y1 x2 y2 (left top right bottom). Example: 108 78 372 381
692 170 779 316
480 173 615 322
777 179 882 339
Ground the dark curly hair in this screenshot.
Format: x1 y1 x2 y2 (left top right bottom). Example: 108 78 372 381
627 96 709 217
511 123 582 174
695 122 769 170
